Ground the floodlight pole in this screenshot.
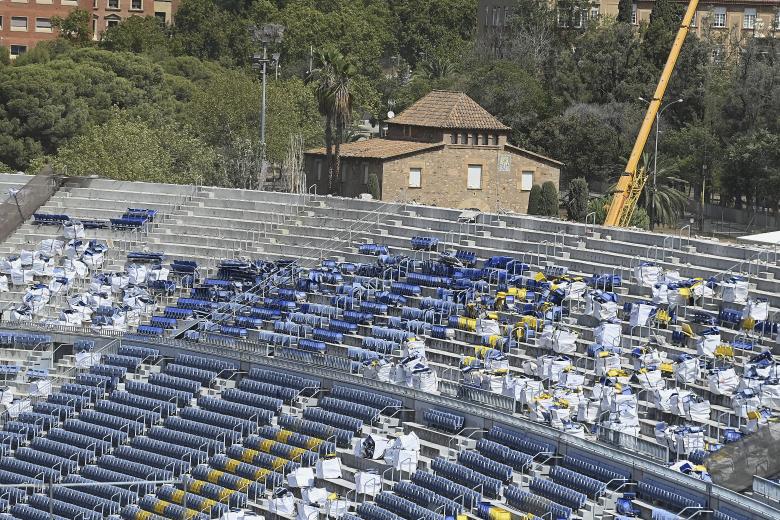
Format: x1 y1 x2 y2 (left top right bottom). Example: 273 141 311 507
250 24 285 182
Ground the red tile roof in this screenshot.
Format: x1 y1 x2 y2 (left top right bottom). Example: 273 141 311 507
305 139 444 160
387 90 510 131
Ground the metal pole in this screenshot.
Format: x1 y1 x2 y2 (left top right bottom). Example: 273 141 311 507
261 43 268 167
652 112 659 231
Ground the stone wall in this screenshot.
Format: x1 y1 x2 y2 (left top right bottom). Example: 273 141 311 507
381 144 560 213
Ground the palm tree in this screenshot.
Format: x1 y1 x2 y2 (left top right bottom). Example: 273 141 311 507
330 53 356 196
306 50 337 191
638 153 689 228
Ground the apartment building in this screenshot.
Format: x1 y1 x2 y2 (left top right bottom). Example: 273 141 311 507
0 0 178 58
478 0 779 55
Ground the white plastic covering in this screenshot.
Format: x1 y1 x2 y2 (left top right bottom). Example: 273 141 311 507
635 264 662 287
636 369 664 390
595 322 622 348
696 330 721 359
743 299 769 321
476 319 501 336
675 358 699 384
315 458 342 479
629 303 656 327
0 275 7 293
708 368 739 396
354 472 382 495
721 280 749 304
63 221 85 239
10 269 33 285
127 264 148 285
286 467 315 488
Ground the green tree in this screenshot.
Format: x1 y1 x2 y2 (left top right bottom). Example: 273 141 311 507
527 184 543 215
52 9 92 46
330 53 357 195
100 16 169 56
589 195 650 229
617 0 633 23
367 173 381 199
566 177 589 221
541 181 559 217
722 130 780 211
53 110 216 184
0 46 9 66
642 0 682 70
307 49 338 188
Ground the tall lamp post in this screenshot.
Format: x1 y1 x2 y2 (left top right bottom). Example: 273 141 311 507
250 24 285 178
639 96 683 231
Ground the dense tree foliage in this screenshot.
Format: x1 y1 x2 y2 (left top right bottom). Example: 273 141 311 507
1 0 777 219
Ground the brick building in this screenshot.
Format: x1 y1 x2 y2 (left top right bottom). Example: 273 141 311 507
0 0 178 58
304 90 562 214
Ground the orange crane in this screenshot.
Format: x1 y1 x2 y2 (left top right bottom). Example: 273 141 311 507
604 0 700 227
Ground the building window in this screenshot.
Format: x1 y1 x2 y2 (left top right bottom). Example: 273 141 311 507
10 45 27 57
743 8 756 29
631 4 637 25
131 0 142 9
35 18 52 31
61 0 78 4
409 168 421 188
484 7 489 27
482 134 489 146
775 10 780 29
711 45 724 64
92 17 97 38
363 164 369 184
108 0 119 8
0 16 3 30
492 135 499 146
504 7 512 26
521 171 534 191
713 8 726 28
450 134 457 145
107 17 120 28
155 11 166 23
590 7 600 19
11 17 28 31
467 165 482 190
460 133 467 145
93 0 98 7
315 160 322 181
492 7 498 27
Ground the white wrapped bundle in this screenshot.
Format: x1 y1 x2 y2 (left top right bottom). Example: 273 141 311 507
696 329 721 359
127 264 147 285
732 390 761 419
743 299 769 321
37 239 64 256
636 369 664 390
10 269 33 285
652 284 670 305
760 383 780 410
63 221 85 239
0 275 7 293
147 266 170 282
708 368 739 396
635 263 662 287
674 357 699 384
31 257 54 277
595 322 622 348
19 250 33 266
0 257 21 274
721 280 749 304
653 388 676 413
476 319 501 336
111 274 129 293
65 240 87 259
629 303 656 327
595 353 622 377
577 399 600 423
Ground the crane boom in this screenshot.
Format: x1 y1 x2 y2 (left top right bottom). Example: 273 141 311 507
604 0 700 228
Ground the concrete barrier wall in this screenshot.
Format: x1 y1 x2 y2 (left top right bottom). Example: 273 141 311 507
0 167 61 243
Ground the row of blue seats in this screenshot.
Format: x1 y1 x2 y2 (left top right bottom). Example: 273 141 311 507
410 470 481 509
136 325 164 337
164 363 216 386
191 465 264 497
476 438 532 472
505 485 572 520
62 474 137 506
411 236 439 251
321 396 379 423
331 385 402 411
303 407 362 433
176 353 236 374
457 450 512 484
362 337 397 355
277 415 353 448
638 478 706 512
157 483 228 516
93 399 160 427
118 344 159 360
530 476 587 510
148 373 201 395
125 380 191 407
550 465 607 497
430 457 502 499
51 486 120 516
0 334 52 347
31 436 95 466
247 368 320 391
356 503 401 520
375 491 444 520
113 445 190 476
164 416 242 447
137 495 209 520
237 379 297 403
63 418 129 445
239 436 318 466
486 426 555 457
198 396 273 424
562 453 631 484
256 425 336 456
130 435 207 465
179 407 258 437
110 391 177 418
424 409 464 433
147 426 224 456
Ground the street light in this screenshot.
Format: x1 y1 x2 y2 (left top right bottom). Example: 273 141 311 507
250 24 285 179
639 96 684 231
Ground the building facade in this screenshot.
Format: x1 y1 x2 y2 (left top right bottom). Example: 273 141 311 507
478 0 779 56
304 91 562 214
0 0 178 58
